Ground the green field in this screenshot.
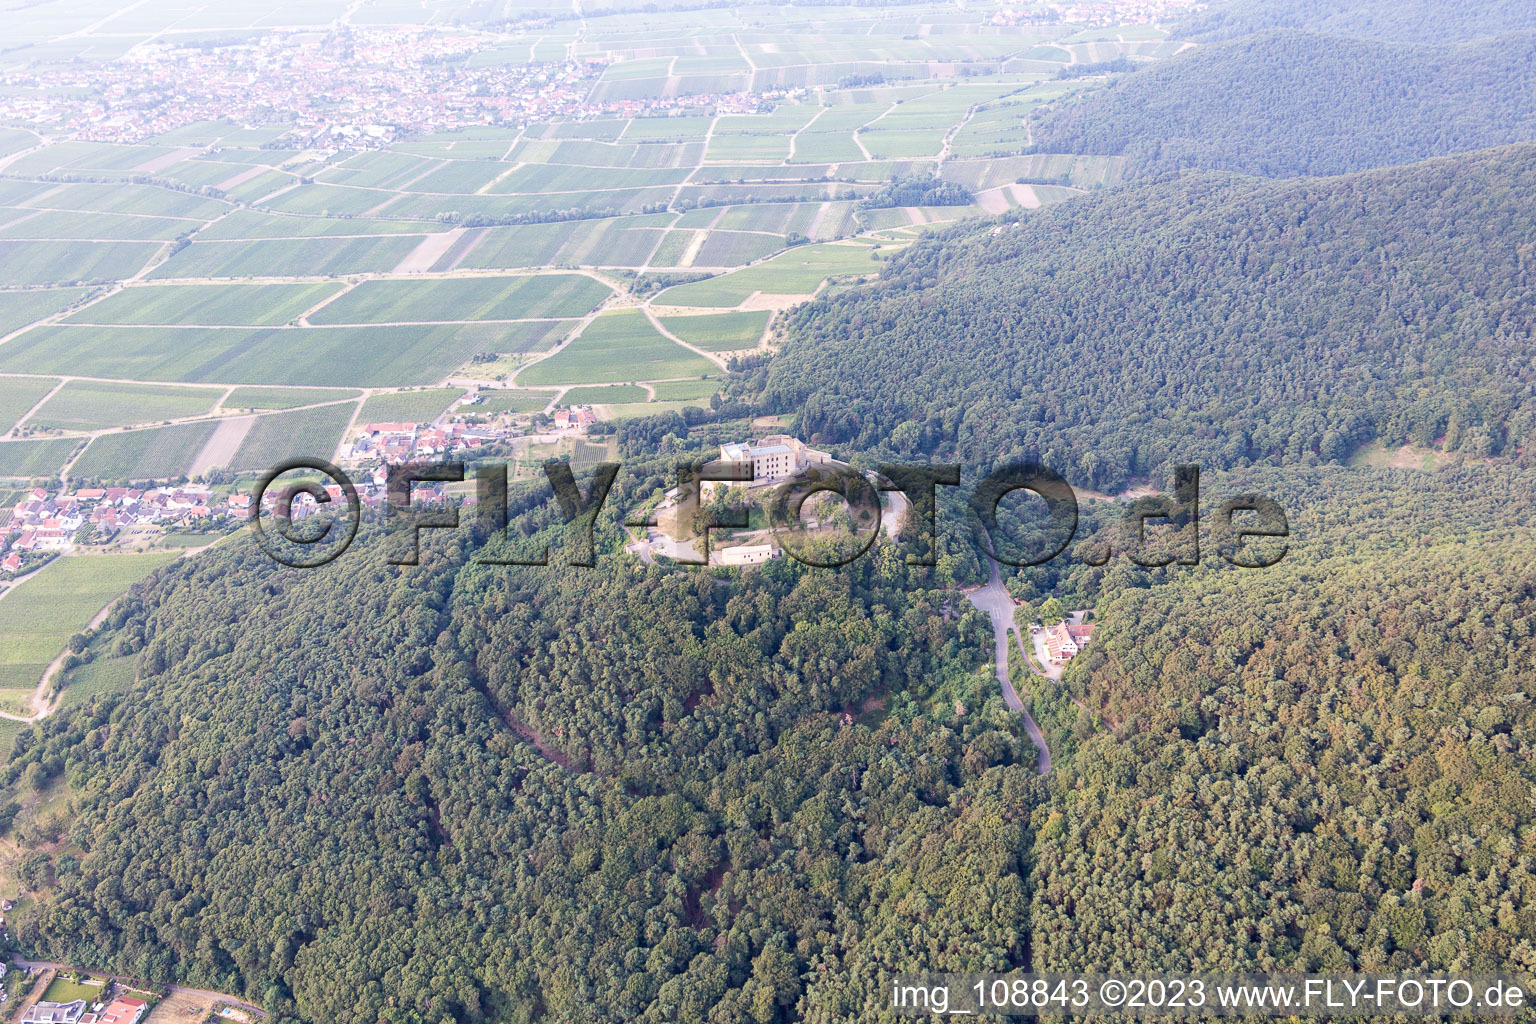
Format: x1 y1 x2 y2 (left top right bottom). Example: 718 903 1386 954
659 310 770 352
229 403 356 472
258 183 396 217
310 274 611 324
0 323 504 387
0 289 90 337
18 182 230 220
516 310 715 386
692 231 784 267
649 378 721 402
28 381 222 430
0 240 161 286
67 282 344 326
196 210 443 239
473 390 554 414
0 437 77 479
71 421 219 481
0 209 187 241
603 400 699 420
58 652 139 708
150 235 422 279
223 386 362 410
404 160 510 194
355 389 461 424
41 977 109 1004
790 131 865 163
316 150 436 188
561 384 649 404
0 553 176 703
0 377 60 432
458 217 668 270
649 231 697 267
656 243 888 306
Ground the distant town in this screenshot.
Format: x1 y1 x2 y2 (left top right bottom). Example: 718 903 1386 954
0 0 1200 148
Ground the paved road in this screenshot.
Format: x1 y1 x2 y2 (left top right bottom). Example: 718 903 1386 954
965 551 1052 775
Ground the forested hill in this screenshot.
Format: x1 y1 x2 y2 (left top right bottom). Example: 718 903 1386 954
752 143 1536 492
1025 464 1536 978
13 463 1536 1017
1175 0 1536 44
1026 31 1536 179
5 497 1039 1024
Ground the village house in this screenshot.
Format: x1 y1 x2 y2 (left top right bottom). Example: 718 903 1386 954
22 999 86 1024
82 995 148 1024
551 406 596 431
1042 621 1096 663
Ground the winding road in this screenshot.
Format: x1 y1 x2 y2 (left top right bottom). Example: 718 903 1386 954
965 551 1052 775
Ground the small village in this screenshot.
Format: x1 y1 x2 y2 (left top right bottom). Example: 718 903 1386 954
0 399 603 573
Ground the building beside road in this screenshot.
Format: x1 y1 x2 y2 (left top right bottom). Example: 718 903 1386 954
1042 621 1095 663
22 1000 85 1024
90 995 148 1024
716 544 777 566
718 435 833 484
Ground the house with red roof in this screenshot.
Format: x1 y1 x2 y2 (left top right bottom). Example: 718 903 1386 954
1042 621 1096 663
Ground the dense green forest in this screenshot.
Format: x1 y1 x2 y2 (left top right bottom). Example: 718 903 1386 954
1027 31 1536 178
10 458 1536 1019
4 472 1045 1024
1175 0 1536 43
751 142 1536 491
1026 464 1536 977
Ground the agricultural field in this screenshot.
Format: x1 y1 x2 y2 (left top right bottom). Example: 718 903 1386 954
0 437 78 479
56 651 138 707
150 235 424 279
26 381 222 431
222 386 362 410
561 384 650 405
0 239 161 287
71 420 220 481
649 379 721 403
655 242 891 306
196 211 443 239
0 5 1174 486
691 231 784 267
457 217 669 271
356 389 462 424
66 282 345 326
228 403 357 472
0 288 90 337
0 553 175 696
56 654 136 709
12 182 231 220
602 400 700 421
311 274 612 324
474 390 555 415
658 311 770 353
0 323 504 386
517 310 715 387
0 377 60 432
